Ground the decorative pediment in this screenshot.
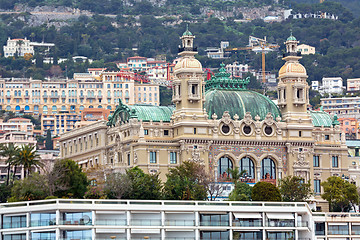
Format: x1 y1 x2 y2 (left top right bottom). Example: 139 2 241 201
264 112 275 126
221 111 232 125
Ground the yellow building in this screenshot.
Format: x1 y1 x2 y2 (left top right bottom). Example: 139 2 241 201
0 70 159 135
60 31 353 210
297 44 316 55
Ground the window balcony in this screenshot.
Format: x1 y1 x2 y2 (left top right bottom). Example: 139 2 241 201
95 219 127 226
60 219 92 225
31 219 56 227
267 220 295 227
130 219 161 226
297 221 308 227
2 220 27 229
232 220 262 227
200 221 229 227
165 220 195 226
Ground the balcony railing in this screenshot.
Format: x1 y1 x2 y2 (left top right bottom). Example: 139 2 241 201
232 220 262 227
200 221 229 227
95 219 127 226
297 221 308 227
165 220 195 226
31 219 56 227
267 220 295 227
130 219 161 226
328 230 349 235
60 219 92 225
2 220 27 229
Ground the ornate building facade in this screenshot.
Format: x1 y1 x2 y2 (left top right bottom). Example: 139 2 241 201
60 31 353 209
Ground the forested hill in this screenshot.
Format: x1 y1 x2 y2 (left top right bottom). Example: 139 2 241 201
292 0 360 17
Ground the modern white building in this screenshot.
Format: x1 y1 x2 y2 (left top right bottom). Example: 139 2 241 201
225 62 250 78
321 96 360 115
297 44 316 55
0 199 314 240
205 41 230 59
319 77 344 95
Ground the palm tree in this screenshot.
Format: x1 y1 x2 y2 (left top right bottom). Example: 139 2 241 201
227 167 247 188
14 145 43 178
0 143 19 185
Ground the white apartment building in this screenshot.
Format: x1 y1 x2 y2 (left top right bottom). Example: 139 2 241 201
3 38 34 57
319 77 344 95
321 96 360 115
312 81 320 91
225 62 250 78
0 199 314 240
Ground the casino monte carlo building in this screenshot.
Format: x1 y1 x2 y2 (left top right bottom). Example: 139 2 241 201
60 30 357 209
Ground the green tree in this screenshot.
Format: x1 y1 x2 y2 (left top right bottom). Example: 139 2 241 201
9 173 49 202
251 182 281 202
0 143 19 185
279 176 313 202
163 161 208 200
15 145 42 178
122 167 162 200
321 176 359 212
51 159 89 198
45 129 53 150
228 181 252 201
0 183 11 203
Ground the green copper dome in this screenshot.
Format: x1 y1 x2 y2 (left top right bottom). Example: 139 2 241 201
287 32 297 41
182 24 193 36
309 110 338 127
204 89 281 121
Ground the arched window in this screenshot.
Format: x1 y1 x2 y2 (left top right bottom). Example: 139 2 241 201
218 156 233 179
7 90 10 97
61 106 66 111
6 106 11 111
44 91 47 97
62 90 65 97
15 105 20 111
34 105 39 111
239 157 255 179
18 91 21 96
79 105 85 111
24 105 30 111
107 106 112 110
125 90 129 98
261 157 276 179
107 90 111 97
52 106 57 113
43 106 48 113
25 90 28 96
98 90 102 97
14 90 18 97
98 105 102 108
80 90 84 96
120 90 123 97
89 105 93 108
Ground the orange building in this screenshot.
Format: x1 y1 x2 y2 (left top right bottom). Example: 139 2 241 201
338 118 359 139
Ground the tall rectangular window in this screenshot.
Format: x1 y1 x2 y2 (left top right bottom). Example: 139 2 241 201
127 153 131 166
332 156 339 168
314 179 321 194
313 155 320 167
170 152 177 164
150 151 157 164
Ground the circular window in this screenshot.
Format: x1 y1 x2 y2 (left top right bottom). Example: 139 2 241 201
221 124 230 134
264 126 273 136
243 125 252 135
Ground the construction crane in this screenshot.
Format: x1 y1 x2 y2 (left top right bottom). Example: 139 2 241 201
225 36 279 83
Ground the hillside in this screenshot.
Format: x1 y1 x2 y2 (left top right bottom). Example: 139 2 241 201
291 0 360 16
